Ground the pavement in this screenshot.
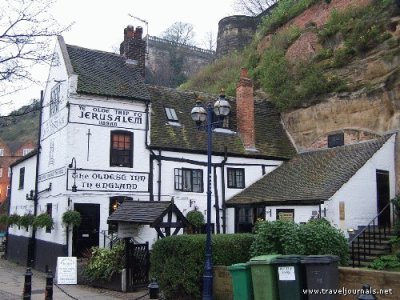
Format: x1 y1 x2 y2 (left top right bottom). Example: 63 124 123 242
0 258 151 300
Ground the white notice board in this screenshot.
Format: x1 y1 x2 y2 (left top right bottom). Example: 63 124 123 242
56 257 77 284
278 266 296 281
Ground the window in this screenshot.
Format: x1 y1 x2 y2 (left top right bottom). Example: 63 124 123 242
19 167 25 189
174 168 203 193
110 131 133 167
49 83 61 116
328 133 344 148
0 168 2 178
0 149 3 156
109 196 132 231
227 168 245 189
8 168 11 178
236 207 265 233
22 148 33 156
46 203 52 233
165 107 179 122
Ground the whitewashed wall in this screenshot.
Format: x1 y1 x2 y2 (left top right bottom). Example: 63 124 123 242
150 149 282 235
326 135 396 233
9 155 37 237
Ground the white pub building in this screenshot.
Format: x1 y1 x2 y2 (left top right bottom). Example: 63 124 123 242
7 26 295 272
8 25 395 273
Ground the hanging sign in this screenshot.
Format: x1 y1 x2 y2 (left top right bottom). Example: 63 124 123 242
56 257 77 284
68 104 145 130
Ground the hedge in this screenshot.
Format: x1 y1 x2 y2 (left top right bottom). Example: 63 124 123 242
250 219 349 266
150 233 254 300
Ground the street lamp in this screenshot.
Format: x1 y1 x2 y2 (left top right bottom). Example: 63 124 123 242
69 158 77 192
190 92 231 300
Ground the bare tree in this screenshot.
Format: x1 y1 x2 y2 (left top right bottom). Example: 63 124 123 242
0 0 71 98
233 0 277 16
161 22 196 46
201 31 216 51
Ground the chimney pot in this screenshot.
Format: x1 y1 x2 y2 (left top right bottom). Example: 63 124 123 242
125 25 135 38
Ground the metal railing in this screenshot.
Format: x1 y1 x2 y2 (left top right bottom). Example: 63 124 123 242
348 202 394 267
99 230 120 249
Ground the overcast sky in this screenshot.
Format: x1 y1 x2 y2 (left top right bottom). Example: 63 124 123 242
1 0 236 115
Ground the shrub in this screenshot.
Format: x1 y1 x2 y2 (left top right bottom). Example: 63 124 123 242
250 220 304 257
250 219 349 265
84 241 125 281
300 219 349 265
369 255 400 270
150 233 254 300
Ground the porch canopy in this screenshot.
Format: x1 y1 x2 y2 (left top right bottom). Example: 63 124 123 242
107 201 189 238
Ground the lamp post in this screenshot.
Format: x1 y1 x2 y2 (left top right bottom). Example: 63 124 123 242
191 92 231 300
69 158 77 192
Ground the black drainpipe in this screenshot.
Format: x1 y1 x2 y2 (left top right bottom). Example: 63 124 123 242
213 166 220 233
157 150 162 201
28 90 44 267
5 170 13 259
221 147 228 234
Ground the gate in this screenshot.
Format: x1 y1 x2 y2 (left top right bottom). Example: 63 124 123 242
125 240 150 291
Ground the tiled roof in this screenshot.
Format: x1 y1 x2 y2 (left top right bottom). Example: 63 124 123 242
64 43 150 101
107 201 186 225
227 135 392 206
148 85 296 159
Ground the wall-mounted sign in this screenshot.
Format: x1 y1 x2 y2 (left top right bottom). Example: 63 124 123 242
69 104 146 130
339 201 345 220
38 167 66 182
56 257 77 285
67 169 149 192
276 209 295 222
118 223 138 238
278 266 295 281
42 108 68 140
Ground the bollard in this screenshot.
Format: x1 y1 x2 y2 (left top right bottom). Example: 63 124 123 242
148 278 160 299
23 268 33 300
45 270 53 300
357 284 377 300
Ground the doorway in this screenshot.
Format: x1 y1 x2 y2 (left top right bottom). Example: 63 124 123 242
73 203 100 258
376 170 390 228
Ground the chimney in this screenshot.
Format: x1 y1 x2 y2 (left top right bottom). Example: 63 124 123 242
120 25 146 78
236 68 256 150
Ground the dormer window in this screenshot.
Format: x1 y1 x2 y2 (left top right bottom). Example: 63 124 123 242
22 148 33 156
165 107 179 122
50 83 61 116
328 133 344 148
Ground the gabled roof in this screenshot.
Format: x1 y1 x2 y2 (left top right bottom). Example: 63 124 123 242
60 37 150 101
227 135 393 206
107 201 188 227
148 85 296 159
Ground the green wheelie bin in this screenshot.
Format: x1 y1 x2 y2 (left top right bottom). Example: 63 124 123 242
248 255 281 300
228 263 253 300
272 255 307 300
